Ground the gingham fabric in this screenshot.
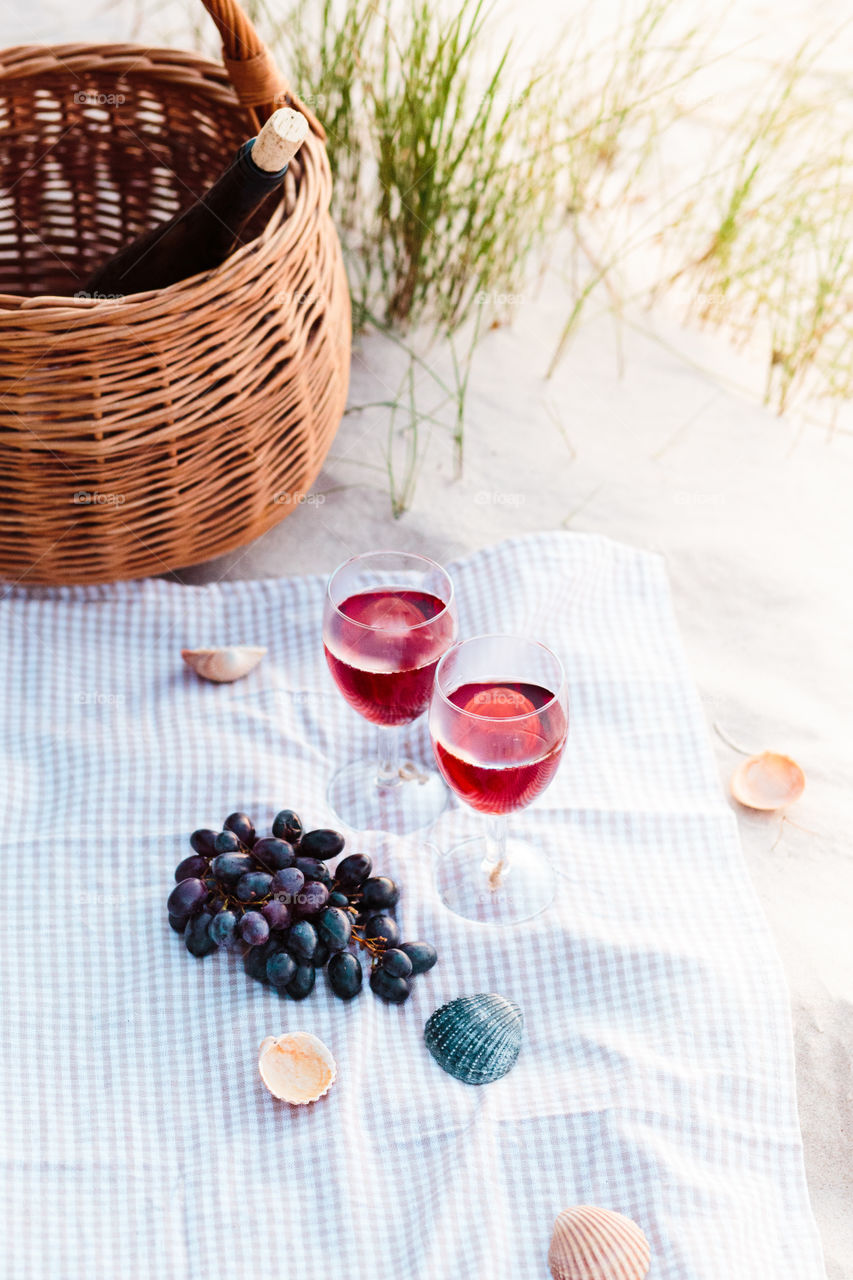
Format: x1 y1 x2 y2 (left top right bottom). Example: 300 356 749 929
0 532 824 1279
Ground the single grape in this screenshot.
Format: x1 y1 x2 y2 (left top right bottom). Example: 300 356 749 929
184 911 216 958
262 899 292 931
270 866 305 900
190 828 219 856
327 952 363 999
400 941 438 975
214 829 242 854
239 911 270 946
168 877 208 918
266 950 298 989
310 939 331 968
252 837 295 871
296 880 329 917
175 854 208 883
224 812 255 848
369 968 411 1004
208 910 239 949
364 913 401 949
244 938 276 983
299 829 345 861
379 947 413 978
316 906 352 952
294 856 332 889
168 911 187 934
334 853 372 892
272 809 303 843
286 964 316 1000
286 919 318 963
235 871 273 903
328 890 350 910
361 876 400 912
210 852 255 888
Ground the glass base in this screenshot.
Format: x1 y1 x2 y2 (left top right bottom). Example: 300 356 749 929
434 834 555 924
327 757 451 835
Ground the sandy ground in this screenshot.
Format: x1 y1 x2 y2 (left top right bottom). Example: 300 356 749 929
8 1 853 1274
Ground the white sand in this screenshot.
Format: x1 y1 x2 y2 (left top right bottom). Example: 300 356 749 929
14 2 853 1273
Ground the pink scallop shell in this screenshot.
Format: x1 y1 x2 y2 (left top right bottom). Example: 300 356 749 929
548 1206 651 1280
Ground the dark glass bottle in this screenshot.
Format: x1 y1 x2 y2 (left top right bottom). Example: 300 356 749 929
84 108 307 297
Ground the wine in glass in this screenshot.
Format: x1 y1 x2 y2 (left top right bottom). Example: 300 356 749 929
429 634 568 924
323 551 458 833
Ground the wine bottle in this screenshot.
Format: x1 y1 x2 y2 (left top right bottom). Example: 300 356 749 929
83 107 309 297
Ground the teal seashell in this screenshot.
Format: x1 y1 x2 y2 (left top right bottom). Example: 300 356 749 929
424 993 523 1085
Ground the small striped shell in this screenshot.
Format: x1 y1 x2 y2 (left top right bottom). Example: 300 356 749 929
423 993 523 1085
548 1206 650 1280
181 645 266 683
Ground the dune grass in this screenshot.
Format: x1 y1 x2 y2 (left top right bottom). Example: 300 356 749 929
665 38 853 417
172 0 853 504
273 0 563 334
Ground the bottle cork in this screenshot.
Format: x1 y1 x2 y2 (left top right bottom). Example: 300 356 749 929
251 107 310 174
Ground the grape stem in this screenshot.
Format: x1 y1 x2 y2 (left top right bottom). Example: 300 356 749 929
350 927 384 958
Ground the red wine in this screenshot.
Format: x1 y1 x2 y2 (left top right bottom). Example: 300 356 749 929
83 108 308 297
324 588 455 726
431 680 567 813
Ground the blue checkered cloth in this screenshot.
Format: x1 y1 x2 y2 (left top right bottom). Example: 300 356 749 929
0 533 825 1278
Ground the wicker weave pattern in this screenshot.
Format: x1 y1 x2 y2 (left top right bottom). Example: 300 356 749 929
0 11 350 584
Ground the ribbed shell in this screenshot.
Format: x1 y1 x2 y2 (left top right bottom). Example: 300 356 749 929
423 993 523 1085
548 1206 651 1280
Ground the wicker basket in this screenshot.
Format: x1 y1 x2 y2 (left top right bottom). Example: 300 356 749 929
0 0 351 585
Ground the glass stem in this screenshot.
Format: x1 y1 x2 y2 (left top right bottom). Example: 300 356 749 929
483 812 509 890
375 723 402 790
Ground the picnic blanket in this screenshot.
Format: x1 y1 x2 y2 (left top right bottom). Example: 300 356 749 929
0 532 825 1278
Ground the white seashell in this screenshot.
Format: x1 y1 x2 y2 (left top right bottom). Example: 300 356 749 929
258 1032 337 1105
730 750 805 811
181 645 266 683
548 1206 651 1280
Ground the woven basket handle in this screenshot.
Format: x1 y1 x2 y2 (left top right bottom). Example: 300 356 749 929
200 0 325 139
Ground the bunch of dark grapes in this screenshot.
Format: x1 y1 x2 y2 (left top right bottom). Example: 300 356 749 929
167 810 437 1004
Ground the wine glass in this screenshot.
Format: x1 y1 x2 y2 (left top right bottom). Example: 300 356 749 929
429 634 569 924
323 551 458 833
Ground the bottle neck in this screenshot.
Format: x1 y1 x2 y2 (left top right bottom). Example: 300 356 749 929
200 140 289 234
